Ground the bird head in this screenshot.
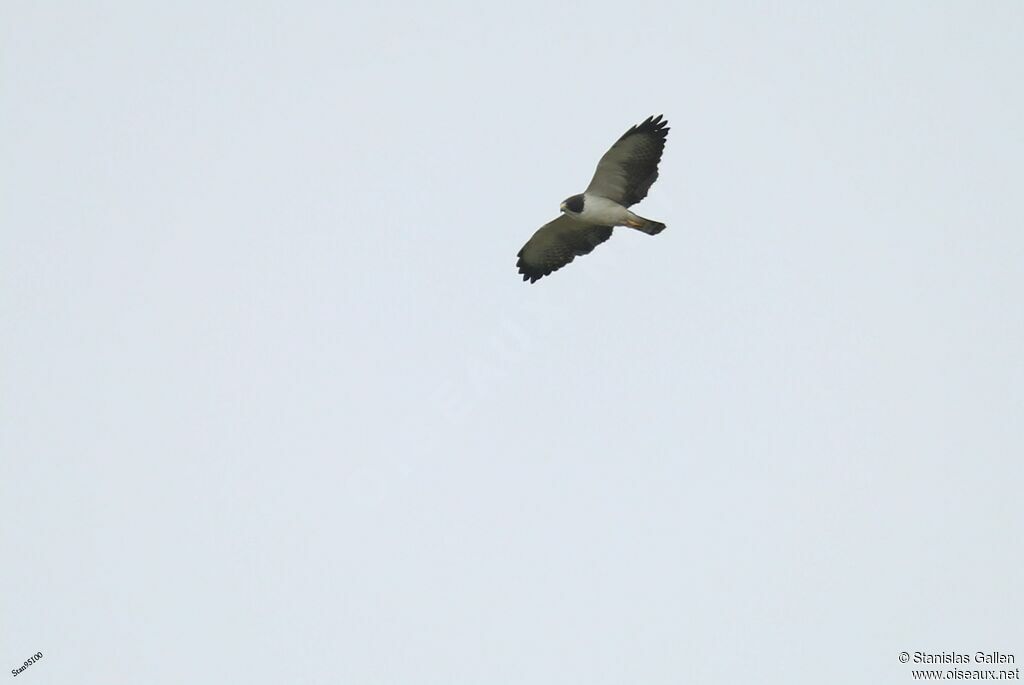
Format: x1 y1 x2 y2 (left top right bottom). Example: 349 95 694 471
560 194 585 215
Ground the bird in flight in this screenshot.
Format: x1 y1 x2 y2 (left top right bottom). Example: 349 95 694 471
516 115 670 283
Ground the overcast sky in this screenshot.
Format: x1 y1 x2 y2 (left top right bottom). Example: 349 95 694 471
2 2 1022 683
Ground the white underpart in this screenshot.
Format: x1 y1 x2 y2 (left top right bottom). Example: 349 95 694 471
576 193 638 226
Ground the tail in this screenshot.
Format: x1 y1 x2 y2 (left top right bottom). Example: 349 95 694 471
627 215 666 235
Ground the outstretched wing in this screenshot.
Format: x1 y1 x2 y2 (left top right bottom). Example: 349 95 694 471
585 115 669 207
516 215 614 283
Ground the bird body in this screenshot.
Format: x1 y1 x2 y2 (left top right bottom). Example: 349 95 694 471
565 193 630 225
516 115 670 283
561 193 666 235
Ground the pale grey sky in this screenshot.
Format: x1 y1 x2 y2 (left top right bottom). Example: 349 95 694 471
2 2 1022 683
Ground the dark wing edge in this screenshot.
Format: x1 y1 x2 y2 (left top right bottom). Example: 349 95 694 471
516 218 614 283
587 114 670 207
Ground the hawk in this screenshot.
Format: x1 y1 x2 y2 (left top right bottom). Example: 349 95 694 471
516 115 670 283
